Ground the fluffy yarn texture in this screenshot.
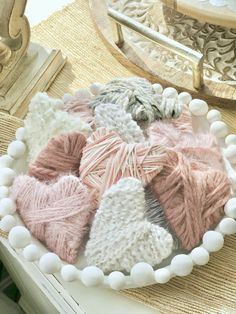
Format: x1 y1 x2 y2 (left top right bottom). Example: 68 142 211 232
148 113 225 171
12 175 96 263
165 106 194 134
64 89 94 127
79 127 166 202
28 132 86 181
151 149 231 250
25 93 92 161
85 177 173 272
95 103 145 143
89 77 183 122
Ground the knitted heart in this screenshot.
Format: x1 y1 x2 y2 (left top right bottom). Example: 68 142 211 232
25 93 92 161
95 103 145 143
85 177 173 272
11 175 96 263
28 132 87 181
151 149 231 250
79 127 166 201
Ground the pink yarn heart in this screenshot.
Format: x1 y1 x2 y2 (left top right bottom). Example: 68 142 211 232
162 106 194 134
11 175 96 263
151 149 231 250
64 90 94 127
148 116 225 171
79 127 166 202
28 132 86 181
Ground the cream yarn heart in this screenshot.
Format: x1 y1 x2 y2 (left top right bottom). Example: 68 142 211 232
24 93 92 161
85 177 173 273
95 103 145 143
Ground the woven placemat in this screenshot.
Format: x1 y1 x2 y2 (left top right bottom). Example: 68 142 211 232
0 0 236 312
0 113 23 156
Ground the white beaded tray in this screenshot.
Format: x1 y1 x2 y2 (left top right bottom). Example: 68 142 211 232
0 84 236 290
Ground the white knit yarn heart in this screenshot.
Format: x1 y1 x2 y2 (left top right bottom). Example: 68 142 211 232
85 177 173 273
24 93 92 161
95 103 145 143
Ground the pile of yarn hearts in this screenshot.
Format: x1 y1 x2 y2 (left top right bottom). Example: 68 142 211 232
10 77 231 273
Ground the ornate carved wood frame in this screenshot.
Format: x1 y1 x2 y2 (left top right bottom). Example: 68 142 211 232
0 0 67 118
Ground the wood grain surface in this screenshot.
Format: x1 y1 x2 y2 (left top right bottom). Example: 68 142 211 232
90 0 236 107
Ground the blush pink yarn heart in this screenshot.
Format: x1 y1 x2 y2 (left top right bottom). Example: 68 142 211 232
11 175 96 263
28 132 86 181
151 149 231 250
79 127 166 202
64 89 94 127
148 115 225 171
164 106 194 134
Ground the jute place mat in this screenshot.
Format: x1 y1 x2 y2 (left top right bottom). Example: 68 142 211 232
0 0 236 312
0 113 23 156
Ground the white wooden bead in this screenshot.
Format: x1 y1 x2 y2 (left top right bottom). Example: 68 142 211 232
225 134 236 147
210 121 228 138
170 254 193 277
61 265 79 282
90 82 104 96
39 253 61 274
190 247 209 265
225 198 236 219
178 92 192 105
23 244 40 262
0 155 13 168
75 88 91 99
81 266 104 287
7 141 26 159
0 198 16 216
154 268 171 284
152 83 163 95
162 87 178 99
8 226 31 249
130 263 154 286
0 186 9 199
230 174 236 190
0 215 16 232
224 145 236 164
62 93 73 104
108 271 126 290
219 218 236 235
15 128 26 142
189 99 208 116
207 109 221 123
0 168 16 186
202 231 224 252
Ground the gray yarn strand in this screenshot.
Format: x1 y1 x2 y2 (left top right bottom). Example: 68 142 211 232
145 187 180 249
